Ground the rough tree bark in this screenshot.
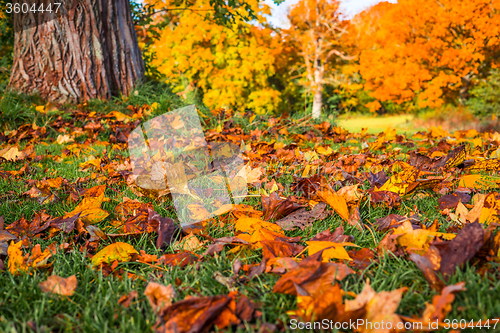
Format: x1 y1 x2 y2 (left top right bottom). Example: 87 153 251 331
9 0 145 104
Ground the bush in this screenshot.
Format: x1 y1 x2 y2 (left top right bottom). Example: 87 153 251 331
467 69 500 118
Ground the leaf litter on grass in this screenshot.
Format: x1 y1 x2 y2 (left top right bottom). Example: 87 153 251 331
2 104 500 331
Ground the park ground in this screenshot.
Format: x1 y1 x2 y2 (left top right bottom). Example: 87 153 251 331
1 87 500 332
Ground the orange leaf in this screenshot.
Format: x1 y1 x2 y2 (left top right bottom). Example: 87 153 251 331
39 275 77 296
144 282 177 312
317 189 349 220
7 240 26 275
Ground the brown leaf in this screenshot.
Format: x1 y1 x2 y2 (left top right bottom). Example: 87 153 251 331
158 252 198 268
422 282 465 322
204 236 250 256
153 214 180 250
155 295 232 333
438 192 471 210
235 294 256 322
261 192 303 221
118 290 138 308
369 190 401 207
39 275 77 296
275 202 327 230
145 282 177 312
49 212 82 233
409 145 466 171
377 231 404 257
310 225 354 243
273 250 353 297
409 246 445 291
290 174 323 199
348 248 376 271
433 221 484 278
260 240 304 260
347 205 364 231
375 213 420 232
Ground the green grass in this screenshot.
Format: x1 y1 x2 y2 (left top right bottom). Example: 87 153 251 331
1 90 499 333
337 114 425 134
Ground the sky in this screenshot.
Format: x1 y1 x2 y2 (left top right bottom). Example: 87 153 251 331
263 0 397 28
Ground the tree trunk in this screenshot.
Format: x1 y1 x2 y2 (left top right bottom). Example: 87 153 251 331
312 87 322 119
9 0 145 104
311 63 323 119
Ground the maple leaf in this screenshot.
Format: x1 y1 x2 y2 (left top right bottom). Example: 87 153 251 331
317 189 349 220
345 280 407 333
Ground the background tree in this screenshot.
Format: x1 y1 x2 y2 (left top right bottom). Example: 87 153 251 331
5 0 282 104
352 0 500 110
286 0 350 119
8 0 145 103
147 0 282 114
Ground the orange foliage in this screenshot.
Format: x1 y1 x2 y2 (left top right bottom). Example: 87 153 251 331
147 0 282 113
352 0 500 109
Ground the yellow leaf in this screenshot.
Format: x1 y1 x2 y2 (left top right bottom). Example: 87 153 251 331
236 165 264 184
56 134 74 145
234 217 283 234
0 146 26 162
306 241 357 261
459 174 500 190
393 221 455 251
377 167 418 195
8 240 26 275
108 111 132 122
35 105 47 114
175 232 206 251
316 146 333 156
79 208 110 224
187 204 211 221
91 242 139 267
317 189 349 220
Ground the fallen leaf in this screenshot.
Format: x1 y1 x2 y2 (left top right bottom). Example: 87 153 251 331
275 202 327 230
422 282 465 322
7 240 26 275
155 294 235 332
438 192 471 210
307 241 356 261
273 251 353 297
39 275 77 296
91 242 139 267
317 188 349 220
118 290 138 308
145 282 177 312
261 192 303 221
433 222 484 278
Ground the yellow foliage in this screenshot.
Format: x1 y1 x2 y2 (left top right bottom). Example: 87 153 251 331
148 0 282 113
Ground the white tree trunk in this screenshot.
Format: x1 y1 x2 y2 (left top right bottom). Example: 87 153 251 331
312 64 323 119
312 87 322 119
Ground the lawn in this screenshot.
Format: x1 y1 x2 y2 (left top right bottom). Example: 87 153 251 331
337 114 424 134
1 88 500 333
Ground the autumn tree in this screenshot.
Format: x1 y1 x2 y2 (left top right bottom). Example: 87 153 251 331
353 0 500 110
286 0 350 119
5 0 281 104
146 0 282 114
